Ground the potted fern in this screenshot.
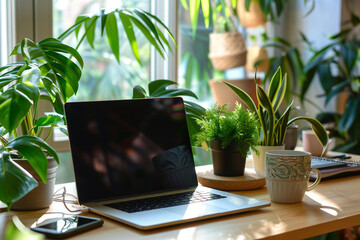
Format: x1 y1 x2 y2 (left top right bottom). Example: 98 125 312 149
0 8 174 211
224 67 329 172
195 103 259 176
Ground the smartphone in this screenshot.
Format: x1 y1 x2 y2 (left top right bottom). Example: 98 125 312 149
31 215 104 239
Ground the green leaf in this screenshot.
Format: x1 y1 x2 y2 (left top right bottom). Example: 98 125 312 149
56 74 75 102
4 216 45 239
0 84 33 134
155 25 173 54
85 16 97 49
325 80 349 105
181 0 189 9
141 10 176 49
190 0 201 37
151 88 198 98
245 0 251 11
5 135 59 182
318 63 334 94
51 62 79 95
119 12 140 64
45 51 82 82
304 43 335 73
58 16 89 40
339 96 360 131
134 9 165 51
277 100 293 145
105 12 120 62
201 0 210 28
257 84 275 146
268 67 282 104
35 114 63 127
223 81 257 113
39 38 84 67
132 85 147 99
272 37 292 47
328 28 351 40
272 73 287 112
149 80 178 95
0 75 20 89
340 42 358 76
288 116 329 155
122 11 165 59
100 9 108 36
0 152 38 210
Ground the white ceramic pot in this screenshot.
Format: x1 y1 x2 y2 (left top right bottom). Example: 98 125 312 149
11 158 58 210
252 145 285 172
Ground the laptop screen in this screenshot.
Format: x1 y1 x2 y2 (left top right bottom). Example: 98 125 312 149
65 97 198 204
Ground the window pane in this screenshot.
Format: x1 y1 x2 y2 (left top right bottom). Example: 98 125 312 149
52 0 151 101
0 0 9 66
177 5 215 106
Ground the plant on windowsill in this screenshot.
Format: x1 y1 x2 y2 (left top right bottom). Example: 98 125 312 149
0 8 174 211
224 67 329 172
195 103 259 176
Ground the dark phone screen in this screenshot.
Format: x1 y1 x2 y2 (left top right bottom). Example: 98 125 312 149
36 216 97 233
65 98 198 204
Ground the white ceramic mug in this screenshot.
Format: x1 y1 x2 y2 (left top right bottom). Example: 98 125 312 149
265 150 321 203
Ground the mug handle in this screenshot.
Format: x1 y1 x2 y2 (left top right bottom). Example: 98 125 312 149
307 168 321 191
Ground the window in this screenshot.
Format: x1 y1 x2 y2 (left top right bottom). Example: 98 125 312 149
53 0 152 101
0 0 14 66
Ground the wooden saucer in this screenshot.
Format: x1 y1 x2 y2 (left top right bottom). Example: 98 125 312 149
197 168 265 191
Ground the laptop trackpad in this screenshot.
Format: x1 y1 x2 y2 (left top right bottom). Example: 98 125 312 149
167 202 226 219
123 203 225 226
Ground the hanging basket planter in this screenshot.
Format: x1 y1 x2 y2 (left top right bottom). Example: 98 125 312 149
209 32 247 71
245 46 270 73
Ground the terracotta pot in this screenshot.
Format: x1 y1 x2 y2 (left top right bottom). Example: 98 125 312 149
252 145 285 172
209 79 259 111
237 0 266 28
245 46 270 73
11 158 58 210
210 140 246 177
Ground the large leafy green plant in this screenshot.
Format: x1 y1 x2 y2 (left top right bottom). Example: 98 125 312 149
224 67 329 151
0 8 174 210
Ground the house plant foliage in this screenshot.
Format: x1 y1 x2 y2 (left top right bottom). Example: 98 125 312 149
195 103 259 176
0 8 174 210
224 67 328 150
299 9 360 154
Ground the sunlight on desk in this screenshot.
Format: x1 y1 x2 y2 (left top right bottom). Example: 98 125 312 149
251 219 288 239
306 191 341 216
177 227 197 239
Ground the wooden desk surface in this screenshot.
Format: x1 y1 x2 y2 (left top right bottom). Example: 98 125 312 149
6 152 360 240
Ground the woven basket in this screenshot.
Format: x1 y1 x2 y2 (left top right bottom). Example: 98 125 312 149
209 32 247 71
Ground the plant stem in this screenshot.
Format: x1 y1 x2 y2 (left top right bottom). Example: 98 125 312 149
43 126 53 142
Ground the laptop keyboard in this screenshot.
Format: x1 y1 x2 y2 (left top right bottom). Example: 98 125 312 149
105 191 227 213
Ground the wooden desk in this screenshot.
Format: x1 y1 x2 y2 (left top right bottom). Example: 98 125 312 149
6 152 360 240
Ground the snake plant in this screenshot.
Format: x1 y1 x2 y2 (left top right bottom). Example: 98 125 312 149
224 67 329 152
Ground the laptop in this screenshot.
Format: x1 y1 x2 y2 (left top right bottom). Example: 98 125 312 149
65 97 270 230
